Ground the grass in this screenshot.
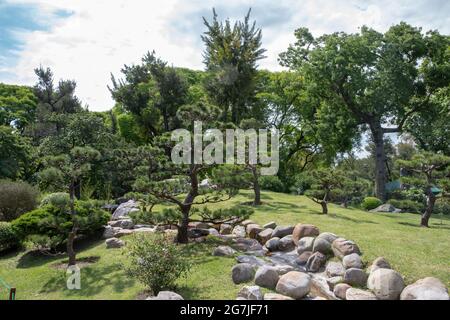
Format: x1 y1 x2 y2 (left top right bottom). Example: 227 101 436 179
1 190 449 300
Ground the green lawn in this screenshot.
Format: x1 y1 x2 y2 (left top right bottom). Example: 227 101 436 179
1 191 449 300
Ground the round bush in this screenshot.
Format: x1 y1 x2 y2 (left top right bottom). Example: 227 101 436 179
0 180 40 221
361 197 383 211
259 176 285 192
0 222 19 252
40 193 70 210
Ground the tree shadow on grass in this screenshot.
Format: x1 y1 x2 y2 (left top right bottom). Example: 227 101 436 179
39 263 136 297
398 221 450 230
255 202 305 212
304 209 379 225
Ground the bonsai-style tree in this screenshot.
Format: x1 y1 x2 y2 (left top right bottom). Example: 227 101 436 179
39 146 101 265
305 168 346 214
397 152 450 227
132 103 253 243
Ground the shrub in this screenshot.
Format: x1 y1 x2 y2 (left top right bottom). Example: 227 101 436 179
40 193 70 210
11 201 109 250
289 173 315 195
124 233 191 294
0 180 40 221
387 199 425 214
434 199 450 216
259 175 285 192
0 222 19 252
361 197 383 211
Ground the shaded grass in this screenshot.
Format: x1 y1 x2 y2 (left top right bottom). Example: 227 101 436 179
0 190 449 300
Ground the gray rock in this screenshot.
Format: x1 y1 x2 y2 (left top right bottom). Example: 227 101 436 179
297 236 315 255
255 266 280 290
310 274 338 300
272 265 295 275
263 221 277 229
146 291 184 300
208 228 220 236
241 219 255 227
312 232 338 254
246 224 263 239
236 255 268 267
213 246 236 257
265 237 280 252
296 251 313 265
263 293 294 300
292 224 320 245
232 225 246 238
233 238 263 252
188 228 210 238
108 219 135 229
189 221 210 229
306 252 327 273
333 283 351 300
346 288 377 300
268 251 302 269
342 253 363 269
367 268 405 300
103 226 119 239
112 200 139 220
370 203 401 213
325 261 345 277
368 257 391 273
272 226 294 238
278 235 295 252
220 224 232 235
344 268 368 287
237 286 263 300
231 263 255 284
332 238 361 259
257 228 274 245
105 237 124 249
327 276 344 290
400 277 449 300
276 271 311 300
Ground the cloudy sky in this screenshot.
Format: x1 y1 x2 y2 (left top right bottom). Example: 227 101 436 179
0 0 449 111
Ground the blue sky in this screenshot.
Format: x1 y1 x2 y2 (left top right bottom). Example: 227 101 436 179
0 0 449 111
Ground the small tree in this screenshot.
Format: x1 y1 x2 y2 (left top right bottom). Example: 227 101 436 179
305 168 345 214
397 152 450 227
39 147 100 265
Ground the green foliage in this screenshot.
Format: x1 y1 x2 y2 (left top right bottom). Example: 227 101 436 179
0 222 20 252
387 199 425 214
361 197 383 211
0 126 33 180
259 175 284 192
40 193 70 210
0 180 39 221
434 199 450 215
11 202 109 250
124 233 191 294
0 83 37 131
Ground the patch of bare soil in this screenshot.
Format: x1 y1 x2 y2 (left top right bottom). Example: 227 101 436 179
51 256 101 270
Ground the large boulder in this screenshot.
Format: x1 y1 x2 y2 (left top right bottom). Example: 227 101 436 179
236 255 268 268
305 252 327 272
105 237 124 249
272 265 295 276
264 293 294 300
292 224 320 245
326 261 346 277
220 224 232 235
275 271 311 300
334 283 351 300
265 237 280 252
342 253 363 269
208 228 220 236
254 266 280 290
272 226 294 238
111 200 139 220
213 246 236 257
310 274 338 300
263 221 277 229
296 237 315 255
343 268 368 287
188 228 210 238
146 291 184 300
232 225 246 238
241 219 255 227
368 257 391 273
332 238 361 259
237 286 263 300
246 224 263 239
370 203 401 213
327 276 344 290
312 232 338 254
346 288 377 300
257 228 274 245
233 238 263 252
367 268 405 300
400 277 449 300
296 251 313 265
278 235 295 252
231 263 255 284
103 226 119 239
108 219 135 229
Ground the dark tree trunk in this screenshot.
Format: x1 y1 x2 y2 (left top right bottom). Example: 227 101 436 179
320 201 328 214
67 181 77 266
371 123 387 201
421 190 436 228
177 207 190 244
251 166 261 206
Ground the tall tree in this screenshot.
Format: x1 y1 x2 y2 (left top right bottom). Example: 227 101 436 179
280 23 450 200
202 8 266 124
0 83 37 133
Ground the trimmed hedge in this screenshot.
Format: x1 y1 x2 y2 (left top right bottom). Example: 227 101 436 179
361 197 383 211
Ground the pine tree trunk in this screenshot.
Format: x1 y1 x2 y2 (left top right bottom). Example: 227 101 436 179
321 201 328 214
251 166 261 206
67 181 77 266
421 191 436 228
371 123 387 201
177 207 190 244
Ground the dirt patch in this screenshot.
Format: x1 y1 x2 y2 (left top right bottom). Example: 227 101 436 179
51 256 101 270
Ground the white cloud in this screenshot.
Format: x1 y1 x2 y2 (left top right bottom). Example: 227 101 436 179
1 0 449 110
